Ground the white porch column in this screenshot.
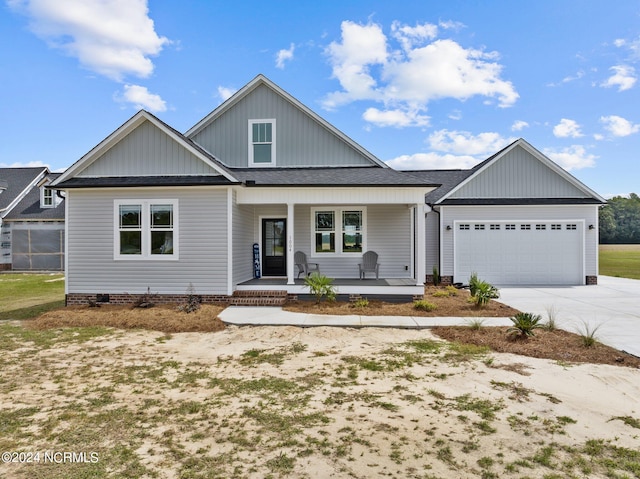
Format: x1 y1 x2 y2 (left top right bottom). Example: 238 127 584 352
287 202 295 285
415 202 426 286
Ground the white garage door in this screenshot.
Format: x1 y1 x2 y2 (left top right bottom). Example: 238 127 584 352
454 221 583 285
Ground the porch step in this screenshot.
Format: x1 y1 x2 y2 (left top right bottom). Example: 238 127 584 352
229 290 288 307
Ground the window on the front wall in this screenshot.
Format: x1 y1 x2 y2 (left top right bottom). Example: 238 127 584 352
249 119 276 166
115 200 178 260
313 207 366 255
42 188 54 207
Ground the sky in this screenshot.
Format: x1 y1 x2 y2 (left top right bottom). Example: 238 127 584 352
1 1 639 198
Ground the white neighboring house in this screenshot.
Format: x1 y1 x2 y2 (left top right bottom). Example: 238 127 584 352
0 168 65 271
52 75 605 306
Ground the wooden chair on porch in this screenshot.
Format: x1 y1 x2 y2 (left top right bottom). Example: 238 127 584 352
359 251 380 279
295 251 320 278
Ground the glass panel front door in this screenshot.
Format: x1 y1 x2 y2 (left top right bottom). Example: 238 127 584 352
262 218 286 276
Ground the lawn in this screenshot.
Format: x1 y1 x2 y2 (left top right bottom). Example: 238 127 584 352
0 273 65 320
599 244 640 280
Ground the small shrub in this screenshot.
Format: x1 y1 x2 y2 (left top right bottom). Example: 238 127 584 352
432 265 441 286
177 283 201 313
543 305 559 331
577 321 602 347
472 281 500 307
445 285 459 296
432 290 450 298
466 318 485 330
413 300 437 312
469 272 480 296
507 312 543 338
133 287 156 309
351 297 369 308
304 273 337 304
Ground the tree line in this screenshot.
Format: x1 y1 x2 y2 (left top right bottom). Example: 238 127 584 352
599 193 640 244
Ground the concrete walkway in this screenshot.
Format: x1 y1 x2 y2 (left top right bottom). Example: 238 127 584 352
499 276 640 358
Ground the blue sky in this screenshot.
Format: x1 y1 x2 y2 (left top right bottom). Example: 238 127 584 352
1 1 639 197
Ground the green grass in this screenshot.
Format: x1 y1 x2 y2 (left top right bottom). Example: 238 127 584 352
599 244 640 279
0 273 65 319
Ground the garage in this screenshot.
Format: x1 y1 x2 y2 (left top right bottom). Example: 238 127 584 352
454 221 583 285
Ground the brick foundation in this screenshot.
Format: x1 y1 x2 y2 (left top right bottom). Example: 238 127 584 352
426 274 453 286
65 293 230 306
586 275 598 285
0 264 11 271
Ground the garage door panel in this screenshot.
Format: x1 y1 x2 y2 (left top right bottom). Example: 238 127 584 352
454 222 583 285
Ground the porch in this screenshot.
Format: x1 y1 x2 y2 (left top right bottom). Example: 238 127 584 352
236 277 424 297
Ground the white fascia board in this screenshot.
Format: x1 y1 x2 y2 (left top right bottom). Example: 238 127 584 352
53 111 238 186
235 186 434 205
0 168 47 218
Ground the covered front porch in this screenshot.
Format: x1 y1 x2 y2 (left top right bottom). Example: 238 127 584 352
236 277 424 297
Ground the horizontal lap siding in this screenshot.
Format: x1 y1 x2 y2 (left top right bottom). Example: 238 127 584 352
440 205 599 278
66 188 228 295
294 205 411 278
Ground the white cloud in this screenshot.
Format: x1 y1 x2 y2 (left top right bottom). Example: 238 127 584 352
8 0 169 81
386 152 479 170
118 84 166 112
511 120 529 131
600 65 637 91
543 145 597 171
553 118 583 138
362 107 430 127
600 115 640 137
323 20 518 127
217 86 236 102
0 160 49 168
275 43 295 69
427 129 515 156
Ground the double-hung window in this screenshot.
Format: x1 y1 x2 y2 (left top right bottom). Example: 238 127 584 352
249 119 276 166
312 207 366 255
115 200 178 260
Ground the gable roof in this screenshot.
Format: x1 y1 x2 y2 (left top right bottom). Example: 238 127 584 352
185 74 388 168
4 172 65 221
54 110 238 187
432 138 606 205
0 167 48 215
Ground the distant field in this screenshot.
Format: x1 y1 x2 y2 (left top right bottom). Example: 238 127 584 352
0 273 65 320
599 244 640 280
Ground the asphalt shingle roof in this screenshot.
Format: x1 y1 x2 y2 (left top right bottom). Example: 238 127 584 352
4 173 65 220
0 167 47 211
55 175 235 188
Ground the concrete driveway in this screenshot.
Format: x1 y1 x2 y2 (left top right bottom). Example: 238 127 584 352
498 276 640 358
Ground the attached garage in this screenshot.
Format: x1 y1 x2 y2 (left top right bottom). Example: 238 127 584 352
454 220 583 285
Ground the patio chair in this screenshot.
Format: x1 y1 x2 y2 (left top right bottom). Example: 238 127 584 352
295 251 320 278
359 251 380 279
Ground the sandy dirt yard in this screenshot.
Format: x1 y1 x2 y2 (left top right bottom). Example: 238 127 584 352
1 322 639 479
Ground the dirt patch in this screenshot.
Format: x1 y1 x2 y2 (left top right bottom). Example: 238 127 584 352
433 326 640 369
28 304 226 333
285 286 520 317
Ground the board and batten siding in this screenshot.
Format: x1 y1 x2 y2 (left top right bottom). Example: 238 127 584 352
450 146 588 199
66 188 229 295
232 193 256 285
78 120 220 177
190 84 374 168
439 205 599 280
293 204 412 279
425 212 440 274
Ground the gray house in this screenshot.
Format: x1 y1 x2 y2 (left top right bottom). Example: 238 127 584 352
53 75 604 305
0 168 65 271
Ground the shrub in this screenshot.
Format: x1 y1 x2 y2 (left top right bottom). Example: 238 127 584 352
304 273 337 304
472 281 500 307
177 283 201 313
577 321 602 347
469 272 480 296
414 300 437 312
542 305 559 331
432 290 450 298
507 312 543 338
432 265 441 286
351 297 369 308
445 285 459 296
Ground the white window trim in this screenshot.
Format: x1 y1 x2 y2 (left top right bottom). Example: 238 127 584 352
40 187 55 208
114 199 179 261
248 119 276 167
310 206 367 257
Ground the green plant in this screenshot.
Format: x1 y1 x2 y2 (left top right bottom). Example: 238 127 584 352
432 290 450 298
472 280 500 307
469 272 480 296
413 300 437 312
577 321 602 347
351 297 369 308
543 305 559 331
303 273 337 303
445 285 459 296
432 265 441 286
177 283 201 313
466 318 485 330
507 312 544 337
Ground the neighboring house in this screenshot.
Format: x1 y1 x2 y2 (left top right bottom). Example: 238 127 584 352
53 75 605 305
0 168 65 271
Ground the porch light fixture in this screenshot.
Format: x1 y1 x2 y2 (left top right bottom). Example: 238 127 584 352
446 225 452 230
589 224 595 230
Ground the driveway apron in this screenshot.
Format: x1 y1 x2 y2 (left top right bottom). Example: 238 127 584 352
498 276 640 358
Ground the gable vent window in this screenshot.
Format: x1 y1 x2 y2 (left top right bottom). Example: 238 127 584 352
566 224 577 230
249 119 276 166
459 224 470 230
520 224 531 230
490 224 500 230
474 224 485 230
536 224 546 230
505 224 516 230
551 224 562 230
